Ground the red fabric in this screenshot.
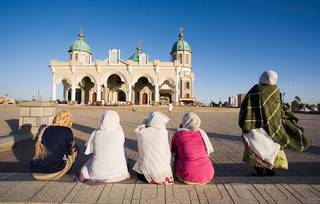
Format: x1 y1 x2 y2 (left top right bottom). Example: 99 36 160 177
172 130 214 183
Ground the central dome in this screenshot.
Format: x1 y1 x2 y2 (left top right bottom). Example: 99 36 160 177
69 39 91 54
129 52 140 62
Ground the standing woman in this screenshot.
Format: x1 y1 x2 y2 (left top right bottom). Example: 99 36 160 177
133 112 173 185
78 111 130 185
239 70 311 176
30 111 78 180
172 112 214 185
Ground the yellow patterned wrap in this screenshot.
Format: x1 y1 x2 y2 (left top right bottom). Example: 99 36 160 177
51 111 73 128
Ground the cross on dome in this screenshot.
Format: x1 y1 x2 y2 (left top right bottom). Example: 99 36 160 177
179 27 184 39
79 27 84 40
137 41 141 52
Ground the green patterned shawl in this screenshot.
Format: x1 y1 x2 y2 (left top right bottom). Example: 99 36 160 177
239 84 311 151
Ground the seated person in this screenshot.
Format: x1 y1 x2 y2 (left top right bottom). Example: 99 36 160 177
172 112 214 185
133 112 173 185
77 111 130 185
30 111 78 180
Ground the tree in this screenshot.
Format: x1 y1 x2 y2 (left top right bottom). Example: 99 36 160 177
292 96 303 109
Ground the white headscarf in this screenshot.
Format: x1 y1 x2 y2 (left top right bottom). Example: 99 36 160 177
133 112 173 185
259 70 278 85
80 111 130 183
178 112 214 155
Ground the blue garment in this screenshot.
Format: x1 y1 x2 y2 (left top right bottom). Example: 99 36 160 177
30 126 74 173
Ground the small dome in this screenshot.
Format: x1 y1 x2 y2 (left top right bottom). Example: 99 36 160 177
171 39 191 52
129 41 142 62
69 40 92 54
129 52 139 62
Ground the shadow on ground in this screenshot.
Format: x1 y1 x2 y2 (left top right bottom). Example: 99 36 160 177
5 119 19 135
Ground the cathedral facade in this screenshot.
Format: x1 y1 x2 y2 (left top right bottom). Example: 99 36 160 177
49 29 195 106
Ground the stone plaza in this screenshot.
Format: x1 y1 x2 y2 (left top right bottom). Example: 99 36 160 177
0 105 319 203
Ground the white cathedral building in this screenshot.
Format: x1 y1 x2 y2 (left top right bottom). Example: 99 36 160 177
49 28 195 106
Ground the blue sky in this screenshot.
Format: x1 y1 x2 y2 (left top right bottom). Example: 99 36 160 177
0 0 319 104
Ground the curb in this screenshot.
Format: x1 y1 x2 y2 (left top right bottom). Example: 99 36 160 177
0 134 34 152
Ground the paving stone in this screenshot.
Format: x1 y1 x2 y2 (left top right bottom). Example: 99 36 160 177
131 184 165 203
28 181 77 203
96 183 134 204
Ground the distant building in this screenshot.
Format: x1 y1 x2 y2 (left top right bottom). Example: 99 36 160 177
237 94 246 108
50 28 195 106
0 97 15 104
228 96 238 107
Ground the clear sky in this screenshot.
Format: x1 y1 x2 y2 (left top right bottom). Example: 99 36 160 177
0 0 319 105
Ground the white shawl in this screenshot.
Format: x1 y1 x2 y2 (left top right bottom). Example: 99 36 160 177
243 128 280 165
178 112 214 155
133 112 173 184
80 111 130 183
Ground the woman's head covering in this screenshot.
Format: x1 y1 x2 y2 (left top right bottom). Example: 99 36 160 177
182 112 201 132
51 111 73 128
98 110 120 131
179 112 214 155
146 112 169 129
33 111 73 160
85 110 123 155
259 70 278 85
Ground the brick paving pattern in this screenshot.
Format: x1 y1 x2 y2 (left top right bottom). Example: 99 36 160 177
0 106 319 203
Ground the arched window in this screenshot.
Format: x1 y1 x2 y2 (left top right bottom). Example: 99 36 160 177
186 54 189 64
185 93 190 98
75 53 78 61
179 53 183 64
186 81 190 89
70 53 72 61
173 54 176 61
86 56 89 64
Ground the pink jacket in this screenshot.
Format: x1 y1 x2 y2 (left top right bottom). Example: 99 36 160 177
172 130 214 183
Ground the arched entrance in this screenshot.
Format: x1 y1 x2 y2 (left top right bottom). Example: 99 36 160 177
78 76 94 104
142 93 148 105
133 77 154 105
106 74 125 103
159 80 174 105
117 91 126 102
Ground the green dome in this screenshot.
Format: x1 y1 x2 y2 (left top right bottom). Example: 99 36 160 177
171 39 191 52
69 40 92 54
129 52 140 62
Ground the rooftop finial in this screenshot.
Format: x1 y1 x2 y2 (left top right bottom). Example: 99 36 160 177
137 41 141 53
79 27 84 40
179 27 184 40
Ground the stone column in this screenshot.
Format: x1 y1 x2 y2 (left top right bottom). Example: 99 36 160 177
71 66 76 104
127 66 132 105
174 67 181 105
154 65 160 106
64 87 68 101
96 67 101 102
51 68 56 101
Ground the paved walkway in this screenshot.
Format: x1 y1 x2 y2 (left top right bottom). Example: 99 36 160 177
0 106 319 203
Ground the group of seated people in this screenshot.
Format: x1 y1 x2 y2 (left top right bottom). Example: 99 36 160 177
30 111 215 185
